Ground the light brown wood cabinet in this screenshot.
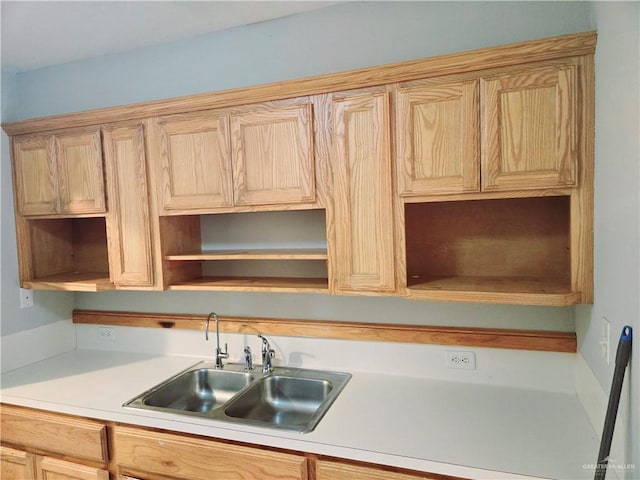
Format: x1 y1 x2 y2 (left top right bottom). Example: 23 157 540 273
154 111 233 212
0 447 108 480
481 64 577 191
316 459 459 480
153 101 315 214
0 405 110 480
113 425 308 480
3 32 594 305
331 91 396 293
1 445 36 479
396 63 577 197
13 128 105 217
103 123 155 287
396 79 480 196
231 103 315 206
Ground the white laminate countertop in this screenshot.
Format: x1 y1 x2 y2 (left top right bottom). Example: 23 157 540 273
0 348 599 480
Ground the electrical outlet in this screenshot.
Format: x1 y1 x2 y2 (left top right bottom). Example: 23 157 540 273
446 350 476 370
19 288 34 308
97 327 115 342
601 317 611 364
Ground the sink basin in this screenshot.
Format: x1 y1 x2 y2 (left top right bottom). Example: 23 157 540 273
124 362 350 433
223 370 350 433
124 362 256 415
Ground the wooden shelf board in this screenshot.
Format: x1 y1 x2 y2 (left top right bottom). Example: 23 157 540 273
73 309 578 353
24 273 114 292
168 276 329 293
407 276 579 306
165 248 328 261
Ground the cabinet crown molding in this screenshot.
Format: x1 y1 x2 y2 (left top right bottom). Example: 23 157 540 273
2 31 596 136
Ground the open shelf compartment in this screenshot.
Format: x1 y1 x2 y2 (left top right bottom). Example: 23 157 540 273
160 210 329 292
24 217 113 291
404 196 575 305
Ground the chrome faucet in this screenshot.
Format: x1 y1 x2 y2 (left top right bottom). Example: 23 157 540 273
244 346 253 371
205 312 228 369
257 333 275 374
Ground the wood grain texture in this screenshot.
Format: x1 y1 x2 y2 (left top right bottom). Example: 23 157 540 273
332 91 396 293
571 54 594 303
404 196 570 279
0 446 36 480
164 248 328 260
72 310 577 352
167 276 329 293
2 32 596 136
481 64 577 191
316 458 464 480
103 123 154 287
154 112 233 212
55 129 106 214
12 134 58 216
396 79 479 195
0 405 109 463
113 425 308 480
231 101 315 206
36 456 109 480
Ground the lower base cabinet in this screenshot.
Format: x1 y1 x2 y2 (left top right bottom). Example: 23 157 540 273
0 446 108 480
113 425 308 480
1 405 465 480
316 459 458 480
1 446 36 479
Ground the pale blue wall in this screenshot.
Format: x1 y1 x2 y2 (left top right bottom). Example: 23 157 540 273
13 1 594 119
1 70 74 336
576 2 640 473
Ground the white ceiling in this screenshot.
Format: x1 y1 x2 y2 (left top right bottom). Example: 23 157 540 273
1 1 336 73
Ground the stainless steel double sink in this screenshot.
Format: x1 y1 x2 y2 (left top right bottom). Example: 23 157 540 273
123 361 351 433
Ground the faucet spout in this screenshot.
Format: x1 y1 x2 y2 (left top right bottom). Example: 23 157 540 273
206 312 228 369
257 333 275 373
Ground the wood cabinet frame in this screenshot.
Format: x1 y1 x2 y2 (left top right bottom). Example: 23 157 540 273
3 32 595 305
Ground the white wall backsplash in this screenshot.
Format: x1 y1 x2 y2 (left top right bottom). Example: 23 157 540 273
1 319 76 373
75 323 576 394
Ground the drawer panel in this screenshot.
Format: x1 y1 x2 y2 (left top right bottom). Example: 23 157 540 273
0 405 108 463
114 425 307 480
316 459 461 480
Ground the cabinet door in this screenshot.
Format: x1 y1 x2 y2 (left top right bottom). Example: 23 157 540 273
157 112 233 211
332 92 395 293
55 129 106 214
396 80 479 195
36 456 108 480
103 124 154 286
481 65 577 191
316 459 442 480
231 103 315 206
13 135 58 216
0 446 36 480
114 425 307 480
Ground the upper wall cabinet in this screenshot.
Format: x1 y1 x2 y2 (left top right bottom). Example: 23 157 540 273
331 91 396 294
103 123 155 287
481 64 577 191
231 103 315 206
153 100 315 215
3 32 595 304
155 111 233 212
396 79 479 196
396 63 578 197
13 128 105 216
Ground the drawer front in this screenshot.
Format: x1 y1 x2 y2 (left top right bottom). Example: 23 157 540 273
114 425 307 480
316 459 458 480
0 405 108 463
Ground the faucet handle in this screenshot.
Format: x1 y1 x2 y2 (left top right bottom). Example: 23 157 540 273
244 346 253 371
